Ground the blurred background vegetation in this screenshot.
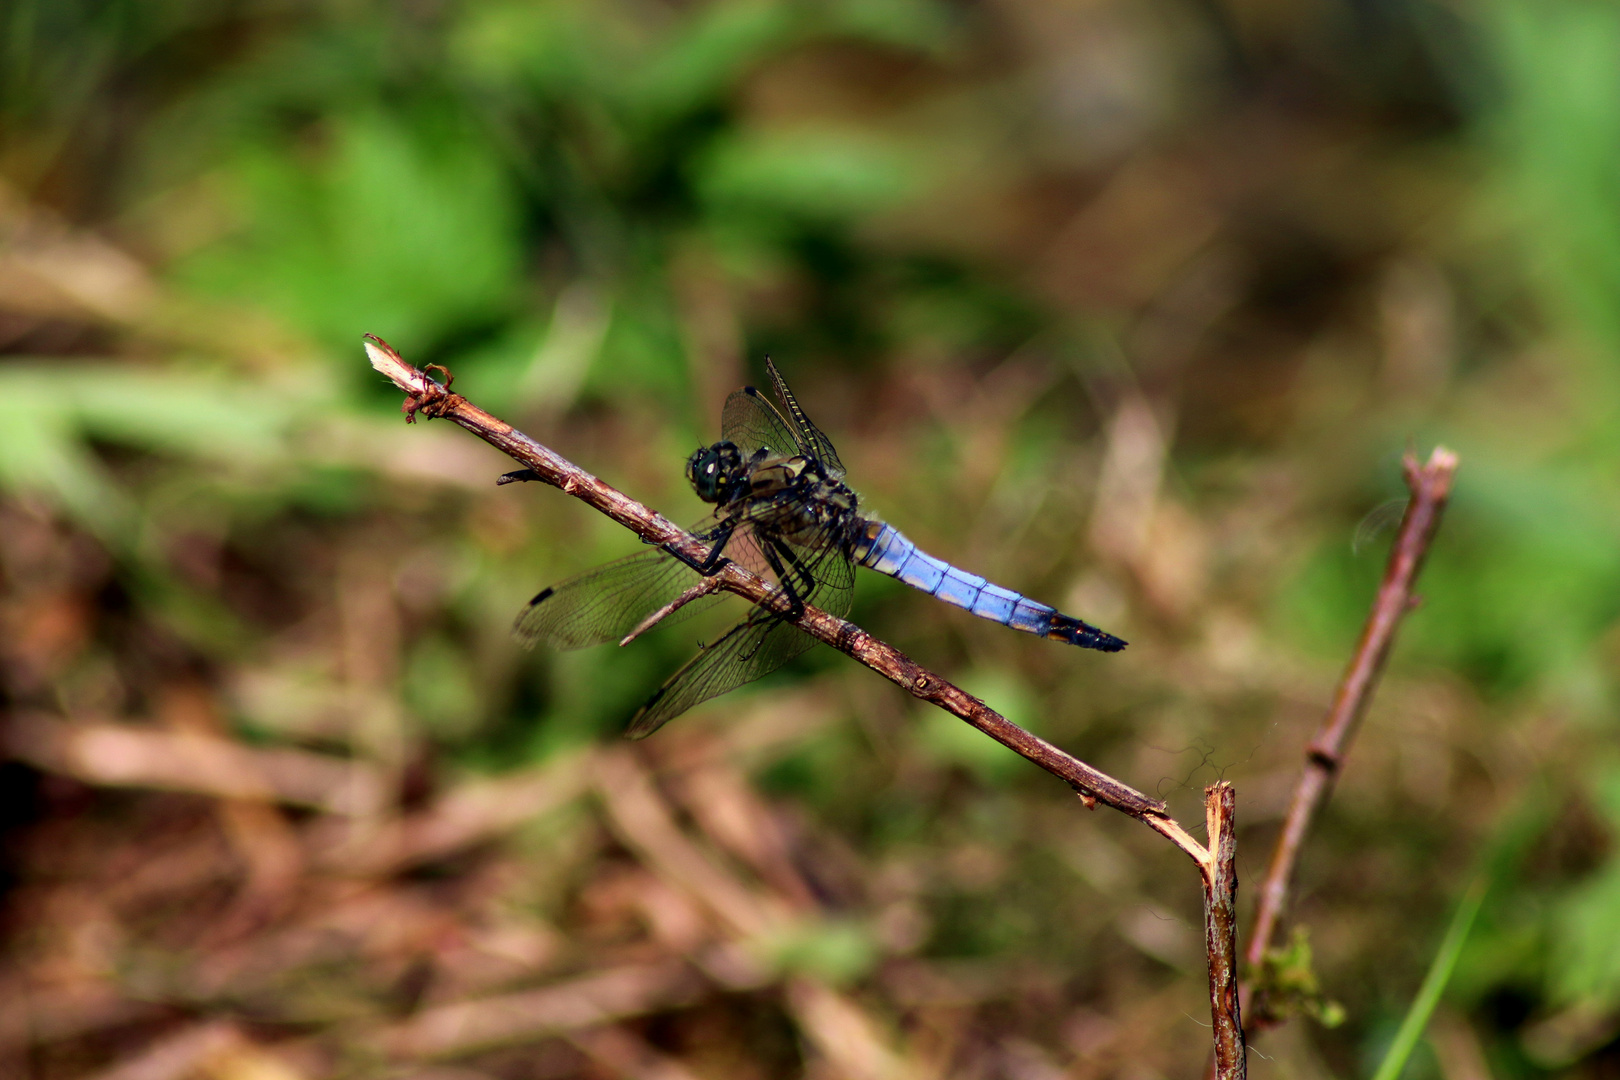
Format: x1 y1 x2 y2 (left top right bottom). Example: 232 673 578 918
2 1 1619 1078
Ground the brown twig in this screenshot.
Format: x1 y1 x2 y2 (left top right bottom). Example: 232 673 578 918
364 337 1177 834
363 335 1248 1077
619 577 727 646
1243 447 1458 1030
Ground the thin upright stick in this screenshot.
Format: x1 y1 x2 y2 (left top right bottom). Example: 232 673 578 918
1243 447 1458 1027
1202 783 1245 1080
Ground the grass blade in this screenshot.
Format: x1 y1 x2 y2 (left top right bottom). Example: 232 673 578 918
1370 874 1489 1080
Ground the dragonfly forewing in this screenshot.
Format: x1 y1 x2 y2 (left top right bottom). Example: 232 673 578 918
515 546 721 650
765 358 844 476
721 386 800 459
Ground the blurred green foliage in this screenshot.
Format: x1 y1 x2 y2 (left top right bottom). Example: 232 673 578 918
4 0 1620 1077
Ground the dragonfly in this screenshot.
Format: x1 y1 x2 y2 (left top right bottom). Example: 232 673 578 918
513 360 1125 737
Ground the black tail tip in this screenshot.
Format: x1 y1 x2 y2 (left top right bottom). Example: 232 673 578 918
1047 616 1128 652
1091 631 1128 652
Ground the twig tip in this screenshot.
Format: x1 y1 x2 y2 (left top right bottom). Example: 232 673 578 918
363 334 416 390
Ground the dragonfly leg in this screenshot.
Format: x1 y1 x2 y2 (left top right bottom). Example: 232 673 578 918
760 538 807 622
666 522 736 577
771 536 824 599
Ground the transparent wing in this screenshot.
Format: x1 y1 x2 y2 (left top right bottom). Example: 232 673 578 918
1352 497 1408 555
768 525 855 616
721 385 800 459
515 520 728 650
622 519 858 737
765 358 845 477
626 612 816 738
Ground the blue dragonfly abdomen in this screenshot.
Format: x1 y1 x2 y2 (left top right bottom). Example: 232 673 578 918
851 522 1126 652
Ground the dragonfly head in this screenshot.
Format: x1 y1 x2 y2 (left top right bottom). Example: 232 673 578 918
687 440 745 503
